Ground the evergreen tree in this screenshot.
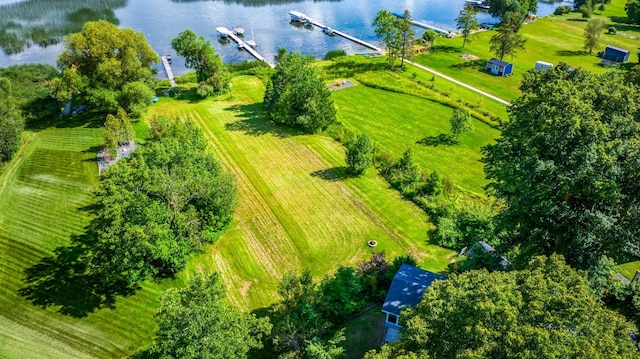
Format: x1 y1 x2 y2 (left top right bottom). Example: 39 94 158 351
456 3 479 48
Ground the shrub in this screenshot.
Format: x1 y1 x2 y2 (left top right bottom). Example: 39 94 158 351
324 49 347 60
608 26 617 34
554 5 572 15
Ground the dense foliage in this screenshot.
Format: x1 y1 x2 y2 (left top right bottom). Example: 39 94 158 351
270 253 415 359
367 255 637 358
264 48 336 133
627 0 640 24
0 64 58 122
150 271 271 359
345 133 374 175
0 77 24 166
488 0 537 19
50 20 157 115
172 29 229 97
483 64 640 269
88 117 237 290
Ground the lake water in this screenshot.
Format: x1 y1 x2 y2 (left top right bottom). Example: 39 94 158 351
0 0 569 76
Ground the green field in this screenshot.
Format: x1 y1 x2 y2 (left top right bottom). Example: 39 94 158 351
0 76 453 357
149 76 454 310
333 84 501 195
0 118 178 358
414 0 640 102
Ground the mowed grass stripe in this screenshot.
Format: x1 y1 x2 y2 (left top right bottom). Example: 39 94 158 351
0 124 165 358
149 76 453 310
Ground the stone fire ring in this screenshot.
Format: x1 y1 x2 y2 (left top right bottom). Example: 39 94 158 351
367 240 378 247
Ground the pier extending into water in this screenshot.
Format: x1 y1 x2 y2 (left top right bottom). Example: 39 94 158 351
216 27 275 68
161 55 178 87
289 11 382 52
392 12 451 35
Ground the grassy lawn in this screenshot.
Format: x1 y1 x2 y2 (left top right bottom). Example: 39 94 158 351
0 76 453 357
618 261 640 280
148 76 454 310
332 85 500 195
0 117 180 358
344 307 386 359
413 0 640 102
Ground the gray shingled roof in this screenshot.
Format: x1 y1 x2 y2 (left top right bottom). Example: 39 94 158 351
382 264 447 316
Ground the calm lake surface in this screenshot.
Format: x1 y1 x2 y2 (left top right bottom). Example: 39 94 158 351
0 0 568 76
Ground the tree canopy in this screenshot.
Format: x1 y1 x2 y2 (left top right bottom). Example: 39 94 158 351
373 10 414 69
489 12 526 60
449 108 473 140
345 133 374 175
483 64 640 269
172 29 229 97
150 271 271 359
626 0 640 24
263 48 336 133
51 20 158 115
488 0 537 19
88 117 237 290
369 255 637 358
0 77 24 166
583 19 605 54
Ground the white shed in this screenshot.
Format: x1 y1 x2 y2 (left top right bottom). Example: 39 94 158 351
535 61 553 71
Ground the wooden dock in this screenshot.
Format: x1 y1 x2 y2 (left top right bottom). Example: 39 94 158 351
289 11 382 52
161 55 178 87
216 27 275 68
392 12 451 35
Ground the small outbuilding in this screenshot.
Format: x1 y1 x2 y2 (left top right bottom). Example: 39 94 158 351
486 58 513 76
535 61 553 71
381 264 447 343
602 45 630 63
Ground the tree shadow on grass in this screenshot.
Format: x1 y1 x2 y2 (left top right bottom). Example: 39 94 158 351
417 133 457 147
557 50 585 57
223 103 306 138
310 166 351 181
19 227 136 317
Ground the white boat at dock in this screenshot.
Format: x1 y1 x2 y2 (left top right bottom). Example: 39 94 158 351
232 26 245 36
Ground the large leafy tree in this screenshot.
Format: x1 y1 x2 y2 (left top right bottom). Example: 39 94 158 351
88 117 237 290
483 64 640 269
372 10 402 69
52 20 158 115
368 255 637 358
456 3 479 48
263 48 336 133
0 77 24 166
171 29 229 97
488 0 537 19
150 271 272 359
626 0 640 24
104 108 134 157
489 12 526 60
